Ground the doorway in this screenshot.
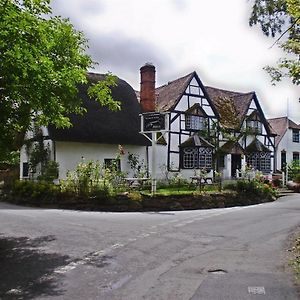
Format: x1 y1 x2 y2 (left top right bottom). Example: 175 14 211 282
231 154 241 177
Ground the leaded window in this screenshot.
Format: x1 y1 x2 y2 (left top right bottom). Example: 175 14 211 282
186 115 206 131
182 147 212 169
182 148 198 168
246 152 271 173
246 120 262 134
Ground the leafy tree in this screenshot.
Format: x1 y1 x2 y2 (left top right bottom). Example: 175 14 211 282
249 0 300 85
0 0 120 160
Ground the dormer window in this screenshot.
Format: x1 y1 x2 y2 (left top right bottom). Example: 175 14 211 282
246 120 262 134
246 111 262 134
185 104 207 131
186 115 206 130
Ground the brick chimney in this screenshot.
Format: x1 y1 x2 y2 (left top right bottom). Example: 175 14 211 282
140 63 156 112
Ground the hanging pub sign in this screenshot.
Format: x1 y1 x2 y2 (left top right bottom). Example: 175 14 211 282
141 112 167 133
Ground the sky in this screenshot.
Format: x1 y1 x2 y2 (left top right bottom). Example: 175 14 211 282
51 0 300 123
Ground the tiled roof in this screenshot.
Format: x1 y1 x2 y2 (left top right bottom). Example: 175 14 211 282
180 134 214 148
246 139 271 152
268 117 300 147
155 72 195 111
205 86 254 129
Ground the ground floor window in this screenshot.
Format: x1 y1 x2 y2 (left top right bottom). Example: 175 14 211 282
281 151 286 170
246 152 271 173
181 147 212 169
104 159 121 171
293 152 299 162
22 162 29 177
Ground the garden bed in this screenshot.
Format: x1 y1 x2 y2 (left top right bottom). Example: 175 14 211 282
0 188 276 212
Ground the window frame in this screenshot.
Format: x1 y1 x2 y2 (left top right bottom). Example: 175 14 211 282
185 114 207 131
293 152 299 162
246 152 271 173
292 129 299 143
104 158 121 171
246 119 262 134
181 146 213 170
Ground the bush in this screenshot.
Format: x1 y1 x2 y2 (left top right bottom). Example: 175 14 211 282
60 160 114 197
293 173 300 184
288 160 300 181
10 180 60 203
37 161 59 182
225 179 277 199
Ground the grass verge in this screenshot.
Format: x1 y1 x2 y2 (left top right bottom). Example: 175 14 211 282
290 234 300 282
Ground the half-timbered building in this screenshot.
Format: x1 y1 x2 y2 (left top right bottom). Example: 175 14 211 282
205 87 276 178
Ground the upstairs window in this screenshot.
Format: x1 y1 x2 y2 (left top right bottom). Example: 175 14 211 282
292 130 299 143
186 115 206 131
246 120 262 134
185 104 207 131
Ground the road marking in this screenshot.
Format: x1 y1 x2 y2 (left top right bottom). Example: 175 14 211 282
248 286 266 295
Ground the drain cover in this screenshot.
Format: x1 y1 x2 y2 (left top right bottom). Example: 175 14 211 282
248 286 266 295
207 269 227 274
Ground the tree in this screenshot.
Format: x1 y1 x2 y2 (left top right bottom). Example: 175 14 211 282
0 0 120 161
249 0 300 85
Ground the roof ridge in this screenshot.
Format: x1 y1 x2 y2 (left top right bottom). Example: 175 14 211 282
205 85 254 96
156 71 195 90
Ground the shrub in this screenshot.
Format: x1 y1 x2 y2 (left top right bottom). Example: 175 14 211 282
227 179 277 199
61 160 114 197
10 180 60 203
288 160 300 181
293 173 300 184
38 161 59 182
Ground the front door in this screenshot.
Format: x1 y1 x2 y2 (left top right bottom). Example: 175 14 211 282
231 154 241 177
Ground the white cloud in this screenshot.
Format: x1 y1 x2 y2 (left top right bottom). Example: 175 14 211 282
50 0 300 122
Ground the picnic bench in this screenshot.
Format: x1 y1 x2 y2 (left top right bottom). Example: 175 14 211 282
124 177 151 189
190 176 213 189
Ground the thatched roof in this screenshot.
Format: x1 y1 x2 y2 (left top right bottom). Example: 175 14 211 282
268 116 300 147
48 73 150 146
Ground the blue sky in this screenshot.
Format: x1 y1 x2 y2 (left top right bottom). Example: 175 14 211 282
51 0 300 122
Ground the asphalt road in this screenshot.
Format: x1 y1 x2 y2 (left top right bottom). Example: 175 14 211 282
0 194 300 299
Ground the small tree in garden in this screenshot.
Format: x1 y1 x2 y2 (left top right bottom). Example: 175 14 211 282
127 153 147 178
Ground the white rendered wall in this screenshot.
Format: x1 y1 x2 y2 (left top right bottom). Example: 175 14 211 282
276 129 300 170
55 142 148 179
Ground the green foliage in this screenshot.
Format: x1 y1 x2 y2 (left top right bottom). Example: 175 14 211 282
0 150 20 168
0 0 119 159
37 160 59 182
293 173 300 183
249 0 300 85
288 160 300 181
290 235 300 281
11 180 60 202
61 160 112 197
233 178 278 198
168 173 189 187
127 153 147 178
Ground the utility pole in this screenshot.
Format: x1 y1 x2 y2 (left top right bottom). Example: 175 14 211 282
286 98 289 185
